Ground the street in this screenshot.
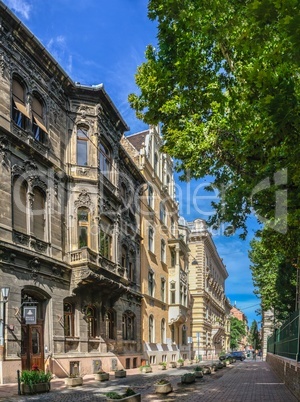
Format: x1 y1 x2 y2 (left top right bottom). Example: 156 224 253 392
0 359 297 401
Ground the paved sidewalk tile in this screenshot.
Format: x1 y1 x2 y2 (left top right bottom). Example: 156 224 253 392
0 360 297 401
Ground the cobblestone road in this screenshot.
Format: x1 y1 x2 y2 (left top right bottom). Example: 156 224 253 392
0 359 297 401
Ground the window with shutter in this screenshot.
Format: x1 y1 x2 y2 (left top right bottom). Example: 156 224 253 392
12 79 29 129
32 96 47 143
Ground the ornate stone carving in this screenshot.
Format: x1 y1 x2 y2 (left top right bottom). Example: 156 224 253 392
74 189 95 212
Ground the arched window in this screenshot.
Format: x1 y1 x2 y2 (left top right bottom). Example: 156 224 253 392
13 177 27 233
12 78 29 129
99 142 111 180
161 319 166 344
106 309 115 339
33 187 46 240
77 126 88 166
122 311 135 340
149 315 154 343
64 302 74 337
32 95 47 143
99 216 112 259
78 207 89 248
86 306 96 338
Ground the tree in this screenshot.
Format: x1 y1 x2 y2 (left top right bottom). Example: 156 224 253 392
247 320 261 351
249 228 297 321
230 316 246 350
129 0 300 240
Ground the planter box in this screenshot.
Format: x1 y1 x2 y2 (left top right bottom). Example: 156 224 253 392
158 365 167 370
155 383 173 394
106 394 141 402
169 362 177 368
181 373 195 384
21 382 50 395
65 377 83 387
95 372 110 381
193 371 203 378
114 370 127 378
140 366 152 373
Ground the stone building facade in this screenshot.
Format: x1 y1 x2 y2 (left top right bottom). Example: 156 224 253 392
122 126 192 364
0 3 144 383
187 219 229 360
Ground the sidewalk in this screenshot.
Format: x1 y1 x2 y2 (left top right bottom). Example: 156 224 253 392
0 359 297 401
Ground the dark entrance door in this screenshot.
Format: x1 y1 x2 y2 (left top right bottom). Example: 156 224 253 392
21 319 44 370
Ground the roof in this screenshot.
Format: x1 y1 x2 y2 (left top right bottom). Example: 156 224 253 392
126 130 149 152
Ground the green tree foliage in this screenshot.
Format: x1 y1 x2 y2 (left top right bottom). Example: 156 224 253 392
230 316 246 350
249 228 297 320
129 0 300 239
247 320 261 350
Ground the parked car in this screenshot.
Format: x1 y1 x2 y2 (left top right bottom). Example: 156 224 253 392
231 351 246 361
219 353 236 363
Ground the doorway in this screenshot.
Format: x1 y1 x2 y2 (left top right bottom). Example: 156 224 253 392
21 291 46 371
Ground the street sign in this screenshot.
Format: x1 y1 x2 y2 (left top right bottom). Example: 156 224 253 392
23 306 37 324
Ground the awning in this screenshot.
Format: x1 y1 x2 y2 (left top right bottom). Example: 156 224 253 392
33 113 48 133
13 96 30 119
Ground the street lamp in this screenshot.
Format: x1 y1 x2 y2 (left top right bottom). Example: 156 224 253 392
0 287 10 355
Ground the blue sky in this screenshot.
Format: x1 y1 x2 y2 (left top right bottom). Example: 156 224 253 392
3 0 262 327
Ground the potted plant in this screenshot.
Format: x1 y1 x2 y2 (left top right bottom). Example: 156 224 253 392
202 365 211 374
211 363 218 372
158 362 167 370
193 365 204 378
114 369 127 378
154 378 173 394
105 387 141 401
168 361 177 368
139 364 152 373
95 369 110 381
181 372 195 384
216 361 224 370
20 370 52 395
177 358 184 367
65 373 83 387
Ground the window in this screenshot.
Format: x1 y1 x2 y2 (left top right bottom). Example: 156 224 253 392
161 319 166 343
100 216 112 259
149 315 154 343
161 239 166 263
171 217 175 235
184 286 187 306
148 226 154 252
12 78 29 129
170 282 176 304
86 306 96 338
154 153 159 176
148 185 153 208
161 278 165 302
33 187 46 240
180 285 183 305
121 245 127 270
166 174 170 193
77 127 88 166
78 207 89 248
171 326 175 343
64 302 74 337
148 271 154 297
106 309 115 339
32 95 47 144
122 311 135 340
159 202 166 223
128 251 135 282
99 142 111 180
182 325 187 345
13 177 27 233
171 249 176 267
120 182 127 202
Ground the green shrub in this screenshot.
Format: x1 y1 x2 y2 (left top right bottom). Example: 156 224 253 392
20 370 52 390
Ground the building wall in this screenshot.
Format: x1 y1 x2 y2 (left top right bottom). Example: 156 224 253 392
188 219 229 360
0 3 144 383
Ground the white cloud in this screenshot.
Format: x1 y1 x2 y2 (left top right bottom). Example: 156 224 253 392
5 0 31 20
46 36 73 76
